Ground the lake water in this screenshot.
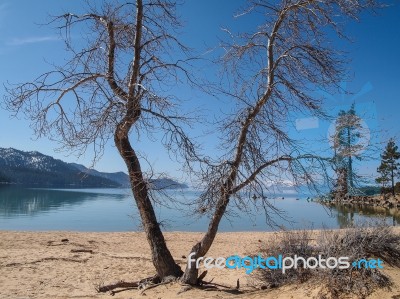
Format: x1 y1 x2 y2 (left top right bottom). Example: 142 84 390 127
0 186 398 232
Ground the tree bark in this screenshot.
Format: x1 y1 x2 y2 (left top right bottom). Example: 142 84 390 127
346 127 354 189
115 124 182 279
181 8 277 283
180 191 230 284
391 167 395 196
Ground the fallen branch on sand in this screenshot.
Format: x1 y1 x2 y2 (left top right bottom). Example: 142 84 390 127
176 272 241 295
97 270 241 297
6 257 89 267
96 275 160 294
139 276 177 295
70 249 94 254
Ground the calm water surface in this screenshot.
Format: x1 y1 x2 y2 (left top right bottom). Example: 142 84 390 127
0 186 398 231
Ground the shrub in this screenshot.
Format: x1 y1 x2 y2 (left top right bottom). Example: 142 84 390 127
253 229 315 288
251 222 400 298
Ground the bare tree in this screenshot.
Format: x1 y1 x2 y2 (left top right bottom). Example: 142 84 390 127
181 0 381 284
4 0 199 279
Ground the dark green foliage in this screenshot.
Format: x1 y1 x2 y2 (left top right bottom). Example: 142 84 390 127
376 138 400 195
357 185 380 196
0 165 121 188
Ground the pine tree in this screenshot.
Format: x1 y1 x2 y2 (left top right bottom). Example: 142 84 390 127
376 138 400 196
376 163 391 194
333 103 365 195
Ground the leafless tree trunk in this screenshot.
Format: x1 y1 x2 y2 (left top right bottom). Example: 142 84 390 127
4 0 199 279
182 0 381 284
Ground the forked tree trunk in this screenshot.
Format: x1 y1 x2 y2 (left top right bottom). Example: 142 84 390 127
181 191 230 284
115 126 182 279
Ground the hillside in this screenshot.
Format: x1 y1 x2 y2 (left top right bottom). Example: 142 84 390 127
68 163 188 189
0 148 120 187
0 148 187 189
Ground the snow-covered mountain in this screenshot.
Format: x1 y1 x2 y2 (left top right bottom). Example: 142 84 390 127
0 148 120 187
0 148 188 189
0 148 61 172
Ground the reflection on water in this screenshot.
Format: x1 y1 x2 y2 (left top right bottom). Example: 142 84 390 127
0 186 398 231
0 186 136 231
329 203 400 228
0 186 126 217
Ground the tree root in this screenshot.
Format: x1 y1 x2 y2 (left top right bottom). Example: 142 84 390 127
177 281 242 295
139 278 175 295
98 272 241 296
197 270 208 282
177 275 242 295
177 285 193 295
97 275 182 296
97 275 160 293
97 281 139 293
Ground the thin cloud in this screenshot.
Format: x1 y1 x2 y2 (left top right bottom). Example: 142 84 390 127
7 36 60 46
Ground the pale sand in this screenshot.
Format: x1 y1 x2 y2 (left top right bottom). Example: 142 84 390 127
1 230 400 299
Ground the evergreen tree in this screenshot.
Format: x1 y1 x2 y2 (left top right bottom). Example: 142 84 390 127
376 163 391 194
376 138 400 196
332 103 365 195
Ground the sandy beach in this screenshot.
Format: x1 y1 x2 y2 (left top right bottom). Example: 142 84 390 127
1 230 400 299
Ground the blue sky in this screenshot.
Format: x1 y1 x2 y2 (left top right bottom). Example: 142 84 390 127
0 0 399 182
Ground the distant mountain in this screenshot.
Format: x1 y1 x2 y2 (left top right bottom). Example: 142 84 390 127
68 163 130 187
68 163 188 189
148 177 188 190
0 148 120 187
0 148 188 189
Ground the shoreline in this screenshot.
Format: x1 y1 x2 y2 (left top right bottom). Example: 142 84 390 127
1 229 400 298
318 194 400 209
